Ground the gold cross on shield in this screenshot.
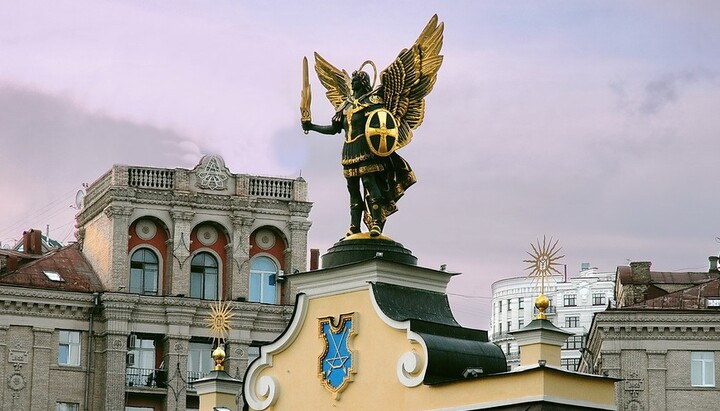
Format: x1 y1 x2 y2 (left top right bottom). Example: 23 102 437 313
365 109 399 157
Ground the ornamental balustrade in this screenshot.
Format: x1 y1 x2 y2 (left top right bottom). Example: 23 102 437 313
83 165 304 203
126 366 167 388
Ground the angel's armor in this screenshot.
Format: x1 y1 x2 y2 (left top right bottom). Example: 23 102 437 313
334 93 416 232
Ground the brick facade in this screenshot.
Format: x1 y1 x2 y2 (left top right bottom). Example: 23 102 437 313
0 155 312 411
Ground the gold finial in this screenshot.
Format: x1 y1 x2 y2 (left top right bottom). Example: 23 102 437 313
534 293 550 320
212 345 226 371
207 299 233 370
523 236 564 319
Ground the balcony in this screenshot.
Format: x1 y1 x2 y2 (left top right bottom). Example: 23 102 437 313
186 370 210 391
492 332 513 343
126 367 167 389
83 165 308 206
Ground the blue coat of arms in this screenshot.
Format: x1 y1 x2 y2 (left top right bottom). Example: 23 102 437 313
318 313 356 398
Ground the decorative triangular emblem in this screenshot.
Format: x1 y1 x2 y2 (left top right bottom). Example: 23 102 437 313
318 313 356 399
196 154 229 190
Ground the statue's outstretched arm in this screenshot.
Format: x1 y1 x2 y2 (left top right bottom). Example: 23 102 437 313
302 120 341 135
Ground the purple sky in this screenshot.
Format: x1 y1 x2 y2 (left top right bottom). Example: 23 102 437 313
1 1 719 328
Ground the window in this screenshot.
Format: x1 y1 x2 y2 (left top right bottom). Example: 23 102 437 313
564 294 577 307
507 321 511 332
565 316 580 328
249 256 278 303
506 343 511 354
507 299 512 311
498 300 502 312
188 342 214 385
518 297 524 310
190 252 218 300
498 323 503 334
592 293 606 306
130 248 159 295
518 319 525 329
691 352 715 387
44 271 64 282
126 336 157 387
56 403 79 411
58 330 80 366
563 335 583 350
560 358 580 371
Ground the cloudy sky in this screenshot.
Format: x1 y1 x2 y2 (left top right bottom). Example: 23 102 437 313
1 1 719 327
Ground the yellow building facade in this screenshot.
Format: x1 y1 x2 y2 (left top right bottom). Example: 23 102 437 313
241 249 618 411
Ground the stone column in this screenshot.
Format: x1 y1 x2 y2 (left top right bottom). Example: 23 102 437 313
102 299 134 411
647 350 667 410
286 220 311 274
30 328 52 410
0 325 7 408
225 339 251 381
230 215 254 300
162 335 191 411
170 209 195 296
106 205 133 292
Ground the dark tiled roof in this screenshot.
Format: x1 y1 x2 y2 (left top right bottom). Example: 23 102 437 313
0 243 104 293
617 266 716 285
371 282 460 326
371 282 506 384
631 278 720 309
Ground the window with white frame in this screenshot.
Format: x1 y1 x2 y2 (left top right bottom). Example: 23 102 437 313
592 293 606 306
518 297 524 310
56 402 79 411
187 342 214 383
560 358 580 371
563 335 584 350
58 330 80 366
518 319 525 329
564 316 580 328
126 336 157 387
190 252 218 300
691 351 715 387
563 294 577 307
249 256 278 303
129 248 159 295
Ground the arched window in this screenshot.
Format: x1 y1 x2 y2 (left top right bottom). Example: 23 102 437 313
249 256 278 304
130 248 159 295
190 252 218 300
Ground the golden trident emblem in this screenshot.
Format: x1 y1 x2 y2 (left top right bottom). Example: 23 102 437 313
300 57 312 134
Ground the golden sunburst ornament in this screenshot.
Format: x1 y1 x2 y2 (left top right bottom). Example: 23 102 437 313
523 236 564 319
208 300 233 346
207 299 234 371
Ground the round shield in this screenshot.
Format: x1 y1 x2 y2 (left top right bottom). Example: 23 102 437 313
365 109 399 157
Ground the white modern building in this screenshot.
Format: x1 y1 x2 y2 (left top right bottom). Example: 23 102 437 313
490 264 615 370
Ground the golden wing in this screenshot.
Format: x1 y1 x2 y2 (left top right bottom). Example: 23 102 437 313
380 14 444 149
314 52 352 110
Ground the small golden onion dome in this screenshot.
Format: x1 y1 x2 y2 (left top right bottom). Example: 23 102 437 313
535 293 549 320
212 346 226 371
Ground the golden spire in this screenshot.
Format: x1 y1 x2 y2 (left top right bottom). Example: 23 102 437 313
207 299 234 371
523 236 564 319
